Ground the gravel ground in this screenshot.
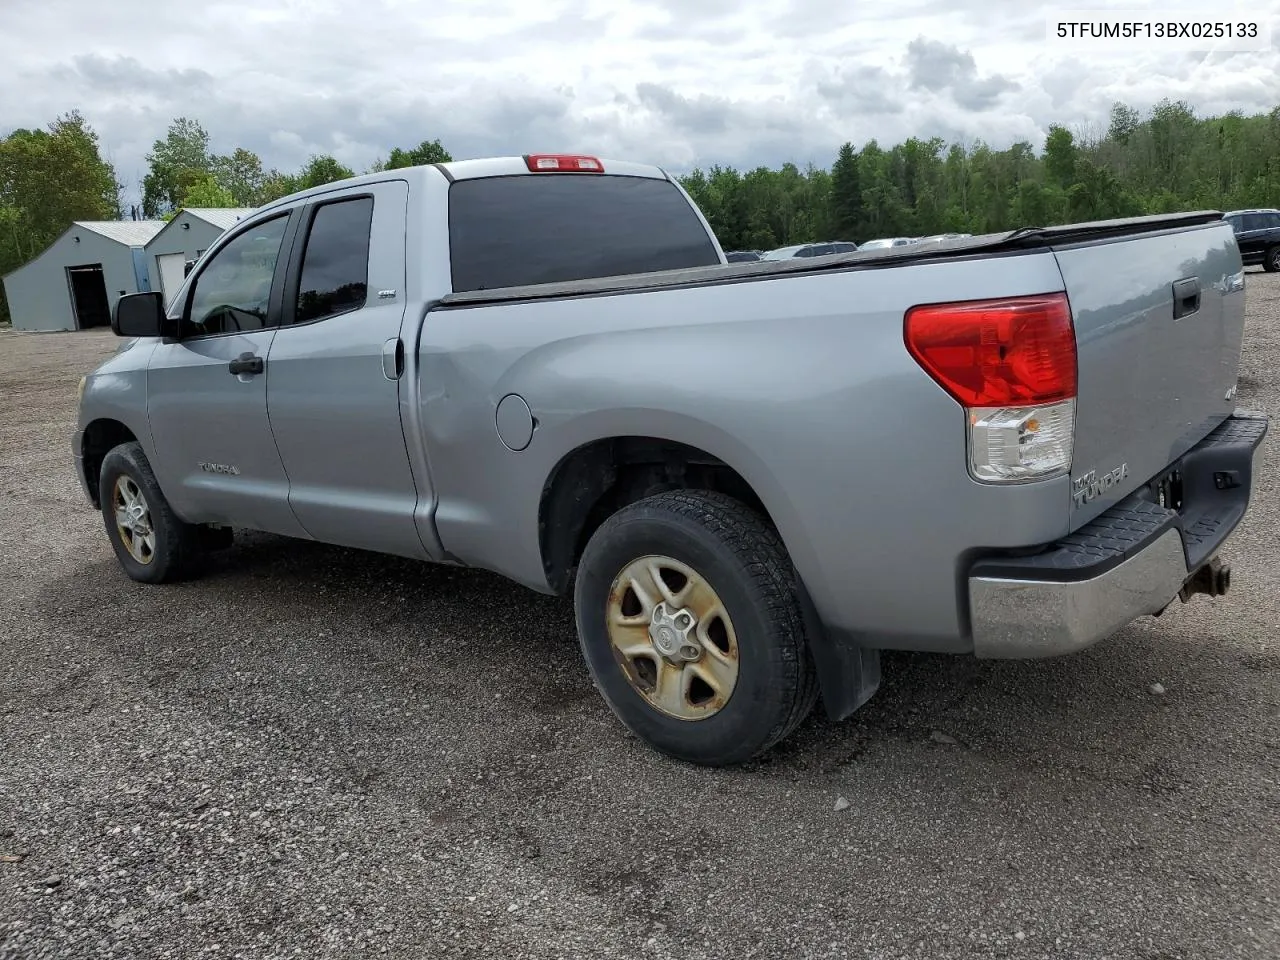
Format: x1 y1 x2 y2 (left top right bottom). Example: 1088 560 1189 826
1 272 1278 960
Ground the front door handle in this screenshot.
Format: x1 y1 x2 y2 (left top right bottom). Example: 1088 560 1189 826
228 352 264 376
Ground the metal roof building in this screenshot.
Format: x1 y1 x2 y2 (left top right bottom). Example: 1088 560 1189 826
144 208 254 306
2 220 165 332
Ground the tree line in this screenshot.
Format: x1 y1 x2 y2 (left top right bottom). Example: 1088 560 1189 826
681 101 1280 251
136 117 452 216
2 101 1278 323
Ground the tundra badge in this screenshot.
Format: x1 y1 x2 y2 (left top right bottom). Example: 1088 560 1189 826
198 461 240 475
1072 463 1128 508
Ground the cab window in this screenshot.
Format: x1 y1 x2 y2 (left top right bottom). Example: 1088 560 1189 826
185 214 290 336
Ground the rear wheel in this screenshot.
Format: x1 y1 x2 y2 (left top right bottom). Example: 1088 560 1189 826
98 442 206 584
573 490 818 766
1265 245 1280 273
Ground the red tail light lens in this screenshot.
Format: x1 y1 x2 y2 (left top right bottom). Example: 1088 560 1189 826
904 293 1077 406
524 154 604 173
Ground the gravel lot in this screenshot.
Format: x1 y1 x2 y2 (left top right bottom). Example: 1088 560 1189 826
1 272 1278 960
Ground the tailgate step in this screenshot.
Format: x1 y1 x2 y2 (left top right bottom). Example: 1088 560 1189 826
970 412 1267 584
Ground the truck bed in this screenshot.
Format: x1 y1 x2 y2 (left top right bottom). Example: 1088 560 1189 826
438 211 1227 307
420 207 1247 657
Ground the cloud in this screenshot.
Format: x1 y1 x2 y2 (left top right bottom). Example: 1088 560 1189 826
0 0 1276 205
904 37 1020 109
634 84 731 134
813 65 906 116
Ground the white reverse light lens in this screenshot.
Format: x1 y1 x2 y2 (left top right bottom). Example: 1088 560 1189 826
969 399 1075 482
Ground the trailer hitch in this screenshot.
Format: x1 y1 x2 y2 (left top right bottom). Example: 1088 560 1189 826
1179 556 1231 602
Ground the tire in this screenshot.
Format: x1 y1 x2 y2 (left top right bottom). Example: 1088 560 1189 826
573 490 818 766
1265 245 1280 273
98 441 206 584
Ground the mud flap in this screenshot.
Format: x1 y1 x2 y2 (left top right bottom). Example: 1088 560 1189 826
795 576 882 721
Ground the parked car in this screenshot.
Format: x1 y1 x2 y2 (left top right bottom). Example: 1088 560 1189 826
724 250 762 262
78 156 1267 767
916 233 973 244
760 241 859 260
859 237 918 250
1224 208 1280 272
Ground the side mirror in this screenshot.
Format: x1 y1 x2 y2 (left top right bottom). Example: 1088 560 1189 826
112 291 170 338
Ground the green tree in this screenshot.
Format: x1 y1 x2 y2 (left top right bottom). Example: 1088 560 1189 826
183 174 237 209
1108 102 1140 144
212 148 265 206
297 155 355 189
258 170 302 204
829 142 862 241
0 112 120 323
385 138 453 169
142 117 213 216
1043 125 1078 188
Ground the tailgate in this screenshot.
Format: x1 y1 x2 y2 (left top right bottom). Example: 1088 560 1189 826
1052 217 1246 529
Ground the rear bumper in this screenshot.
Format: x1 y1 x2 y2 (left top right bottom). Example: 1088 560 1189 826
968 411 1268 659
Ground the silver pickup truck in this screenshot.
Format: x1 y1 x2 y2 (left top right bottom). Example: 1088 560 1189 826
76 153 1268 766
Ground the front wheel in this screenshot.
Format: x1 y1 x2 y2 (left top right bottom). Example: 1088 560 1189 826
1265 245 1280 273
573 490 818 766
98 442 206 584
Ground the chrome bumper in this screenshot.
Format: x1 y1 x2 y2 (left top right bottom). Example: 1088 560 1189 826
968 411 1267 659
970 528 1192 658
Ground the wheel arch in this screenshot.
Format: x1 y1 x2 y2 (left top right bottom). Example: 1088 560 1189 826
537 433 790 598
80 418 140 508
534 427 879 721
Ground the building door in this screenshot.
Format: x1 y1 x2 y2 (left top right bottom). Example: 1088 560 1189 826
155 253 188 307
66 264 110 328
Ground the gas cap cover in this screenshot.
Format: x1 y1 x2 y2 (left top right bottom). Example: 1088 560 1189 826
495 394 535 451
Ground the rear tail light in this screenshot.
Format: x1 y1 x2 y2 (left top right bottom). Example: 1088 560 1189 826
904 293 1077 483
524 154 604 173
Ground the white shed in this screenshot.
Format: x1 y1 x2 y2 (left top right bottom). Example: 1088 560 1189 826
2 220 165 332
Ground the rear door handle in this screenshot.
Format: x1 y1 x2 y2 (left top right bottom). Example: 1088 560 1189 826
228 352 264 376
381 338 404 381
1172 277 1200 319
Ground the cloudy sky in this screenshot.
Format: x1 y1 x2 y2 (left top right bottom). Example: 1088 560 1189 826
2 0 1278 202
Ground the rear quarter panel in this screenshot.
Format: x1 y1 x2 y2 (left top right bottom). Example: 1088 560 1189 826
419 250 1072 652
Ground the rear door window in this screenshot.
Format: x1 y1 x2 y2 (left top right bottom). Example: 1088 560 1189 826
293 196 375 324
448 174 719 291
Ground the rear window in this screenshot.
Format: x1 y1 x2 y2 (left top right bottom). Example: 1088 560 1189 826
448 174 720 292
